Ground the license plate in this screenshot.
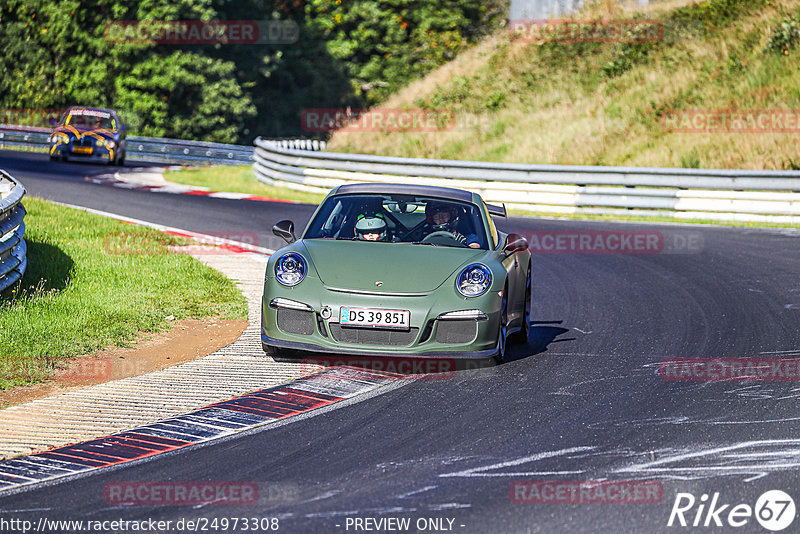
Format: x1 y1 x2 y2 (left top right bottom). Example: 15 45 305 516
339 307 410 329
72 146 92 154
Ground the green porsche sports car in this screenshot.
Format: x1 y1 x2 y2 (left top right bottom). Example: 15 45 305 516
261 183 531 363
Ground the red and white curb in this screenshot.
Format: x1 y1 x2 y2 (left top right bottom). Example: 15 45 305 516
0 204 410 495
51 201 276 258
0 204 413 493
0 367 404 495
86 170 301 204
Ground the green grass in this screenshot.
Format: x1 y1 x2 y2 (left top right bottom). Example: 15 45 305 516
164 165 325 205
326 0 800 171
0 197 248 390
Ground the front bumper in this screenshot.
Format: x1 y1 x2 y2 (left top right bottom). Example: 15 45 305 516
261 280 503 361
261 333 500 360
50 143 115 161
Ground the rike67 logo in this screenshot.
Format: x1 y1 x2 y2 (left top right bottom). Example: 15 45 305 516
668 490 796 531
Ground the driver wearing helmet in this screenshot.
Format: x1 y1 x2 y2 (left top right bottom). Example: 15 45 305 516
354 212 389 242
425 202 480 248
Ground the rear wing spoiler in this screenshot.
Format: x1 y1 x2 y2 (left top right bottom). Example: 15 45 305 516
486 203 507 218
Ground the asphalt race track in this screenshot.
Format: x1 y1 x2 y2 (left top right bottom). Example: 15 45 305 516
0 151 317 250
2 150 800 533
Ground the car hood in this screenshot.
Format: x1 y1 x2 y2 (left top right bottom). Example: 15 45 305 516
301 239 487 294
52 126 118 142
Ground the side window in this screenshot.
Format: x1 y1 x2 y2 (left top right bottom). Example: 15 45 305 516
320 200 344 237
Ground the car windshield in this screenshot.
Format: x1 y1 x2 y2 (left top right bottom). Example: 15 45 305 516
60 110 116 130
304 193 489 249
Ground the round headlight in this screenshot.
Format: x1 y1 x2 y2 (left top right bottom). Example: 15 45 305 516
275 252 307 286
456 263 493 297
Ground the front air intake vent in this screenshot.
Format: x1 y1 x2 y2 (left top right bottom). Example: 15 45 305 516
276 309 314 335
435 320 478 344
329 325 418 346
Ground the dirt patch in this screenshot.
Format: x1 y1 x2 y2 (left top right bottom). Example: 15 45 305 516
0 318 247 409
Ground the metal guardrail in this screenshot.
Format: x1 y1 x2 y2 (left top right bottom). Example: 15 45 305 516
0 170 27 293
253 137 800 223
0 125 253 165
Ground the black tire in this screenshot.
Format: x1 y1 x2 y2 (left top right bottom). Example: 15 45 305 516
510 266 531 345
493 290 508 364
118 152 125 166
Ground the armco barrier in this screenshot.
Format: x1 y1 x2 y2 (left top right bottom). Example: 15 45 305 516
0 170 27 292
0 125 253 165
253 137 800 223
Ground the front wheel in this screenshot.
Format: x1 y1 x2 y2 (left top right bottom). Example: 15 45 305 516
510 266 531 345
493 290 508 364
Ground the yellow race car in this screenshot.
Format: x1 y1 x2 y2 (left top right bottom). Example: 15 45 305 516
49 107 127 165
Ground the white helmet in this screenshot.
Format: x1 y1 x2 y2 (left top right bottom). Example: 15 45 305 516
355 214 387 241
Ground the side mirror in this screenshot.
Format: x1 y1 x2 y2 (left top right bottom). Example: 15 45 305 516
273 220 296 244
504 233 528 255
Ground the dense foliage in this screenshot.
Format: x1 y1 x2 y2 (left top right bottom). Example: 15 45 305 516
0 0 506 142
305 0 505 104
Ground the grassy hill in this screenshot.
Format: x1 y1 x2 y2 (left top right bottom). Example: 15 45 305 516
327 0 800 170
